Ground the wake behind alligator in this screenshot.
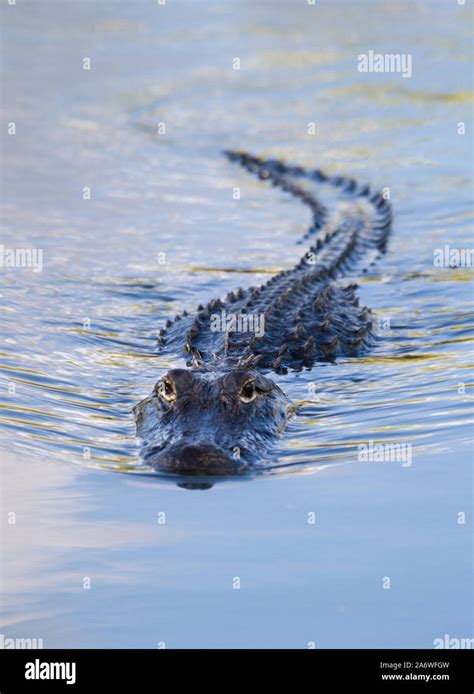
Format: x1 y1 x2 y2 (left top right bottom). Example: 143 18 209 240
134 151 393 475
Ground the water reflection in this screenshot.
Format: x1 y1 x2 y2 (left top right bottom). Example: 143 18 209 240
0 0 472 647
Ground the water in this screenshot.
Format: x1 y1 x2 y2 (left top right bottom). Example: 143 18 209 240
1 0 472 647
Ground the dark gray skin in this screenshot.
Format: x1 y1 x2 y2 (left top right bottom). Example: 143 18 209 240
135 152 392 476
134 366 291 474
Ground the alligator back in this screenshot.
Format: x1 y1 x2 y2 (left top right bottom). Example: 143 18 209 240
159 151 392 373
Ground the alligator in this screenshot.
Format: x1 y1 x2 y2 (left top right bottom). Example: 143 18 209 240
134 151 392 476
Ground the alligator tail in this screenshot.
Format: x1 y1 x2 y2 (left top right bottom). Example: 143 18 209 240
158 152 393 371
224 150 392 278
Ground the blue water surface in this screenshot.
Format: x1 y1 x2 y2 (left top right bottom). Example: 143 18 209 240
0 0 472 648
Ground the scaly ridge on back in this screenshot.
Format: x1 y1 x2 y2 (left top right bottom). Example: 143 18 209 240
158 151 392 373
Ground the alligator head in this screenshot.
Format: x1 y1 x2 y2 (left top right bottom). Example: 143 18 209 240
133 367 292 475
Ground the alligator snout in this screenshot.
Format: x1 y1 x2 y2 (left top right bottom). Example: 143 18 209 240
148 441 245 476
135 367 291 476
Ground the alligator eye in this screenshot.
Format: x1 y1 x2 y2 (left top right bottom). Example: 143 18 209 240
160 378 176 403
239 380 257 403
